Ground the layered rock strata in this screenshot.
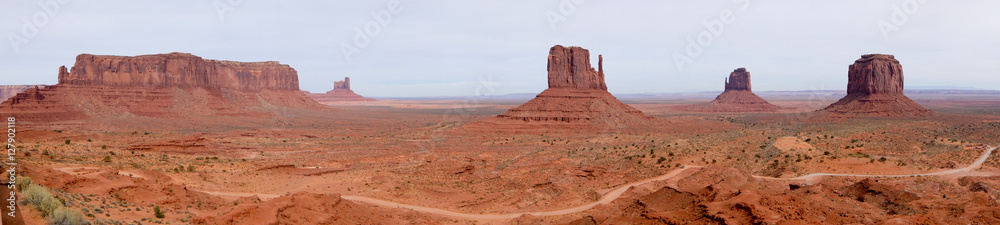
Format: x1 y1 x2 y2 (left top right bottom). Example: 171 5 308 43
1 53 325 123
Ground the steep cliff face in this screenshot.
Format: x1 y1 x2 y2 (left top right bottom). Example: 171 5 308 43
677 68 779 112
309 77 375 102
724 68 751 91
847 54 903 95
58 53 299 91
1 53 327 124
547 45 607 91
821 54 930 117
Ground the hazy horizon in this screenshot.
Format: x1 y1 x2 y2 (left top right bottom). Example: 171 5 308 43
2 1 998 97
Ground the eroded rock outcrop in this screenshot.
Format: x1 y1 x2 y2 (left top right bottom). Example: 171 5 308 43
308 77 375 102
547 46 607 90
469 45 657 132
676 68 779 112
725 67 751 91
58 53 300 90
0 85 45 102
820 54 930 116
1 53 326 124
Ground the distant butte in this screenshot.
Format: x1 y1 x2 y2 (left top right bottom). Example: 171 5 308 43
676 68 780 112
0 85 46 102
308 77 375 102
0 53 326 123
819 54 931 117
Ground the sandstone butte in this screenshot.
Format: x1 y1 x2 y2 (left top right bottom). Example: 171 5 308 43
0 52 326 123
466 45 658 132
307 77 375 102
820 54 931 117
676 67 780 112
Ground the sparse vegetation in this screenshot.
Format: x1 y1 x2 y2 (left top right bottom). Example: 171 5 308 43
20 176 88 225
154 205 165 218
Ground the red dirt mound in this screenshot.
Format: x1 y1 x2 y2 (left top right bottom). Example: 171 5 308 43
574 167 1000 224
819 54 931 117
191 193 401 225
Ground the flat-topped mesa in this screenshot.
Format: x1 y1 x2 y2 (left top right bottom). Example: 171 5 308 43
57 53 299 91
819 54 930 116
333 77 351 91
847 54 903 95
724 67 751 91
547 45 607 91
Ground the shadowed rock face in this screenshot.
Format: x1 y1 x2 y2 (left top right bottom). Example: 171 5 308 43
58 52 299 91
820 54 930 117
848 54 903 95
334 77 351 91
725 68 751 91
547 45 607 91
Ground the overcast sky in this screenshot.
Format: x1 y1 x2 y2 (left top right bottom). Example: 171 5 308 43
1 1 998 97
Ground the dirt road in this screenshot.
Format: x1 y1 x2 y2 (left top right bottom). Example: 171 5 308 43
197 146 997 221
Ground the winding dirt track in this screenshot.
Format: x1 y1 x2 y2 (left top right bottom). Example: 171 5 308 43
199 146 996 221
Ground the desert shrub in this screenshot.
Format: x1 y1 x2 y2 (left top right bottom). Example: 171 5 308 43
22 183 89 224
154 205 165 218
23 184 53 209
15 176 34 191
102 156 112 163
47 207 87 225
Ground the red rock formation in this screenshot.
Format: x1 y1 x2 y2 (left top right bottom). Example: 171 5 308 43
0 85 45 102
0 53 327 124
58 53 300 90
547 46 607 90
724 67 751 91
334 77 350 90
676 68 779 112
468 45 658 132
308 77 375 102
820 54 930 116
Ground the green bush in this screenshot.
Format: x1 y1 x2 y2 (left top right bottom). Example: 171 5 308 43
154 205 165 218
